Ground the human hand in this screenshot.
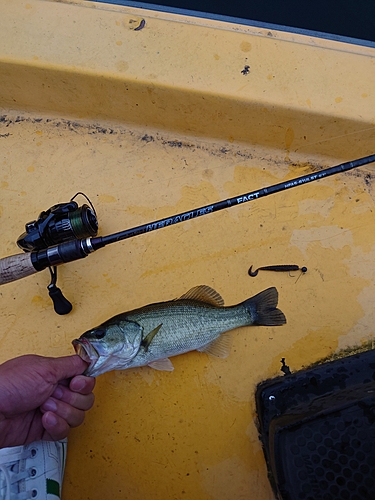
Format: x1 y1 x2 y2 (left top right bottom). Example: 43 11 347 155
0 354 95 448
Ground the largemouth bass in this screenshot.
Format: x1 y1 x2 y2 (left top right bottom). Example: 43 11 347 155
72 285 286 376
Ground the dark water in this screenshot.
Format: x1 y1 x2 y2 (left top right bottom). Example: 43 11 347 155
96 0 375 44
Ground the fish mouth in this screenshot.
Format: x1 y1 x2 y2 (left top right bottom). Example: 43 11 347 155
72 338 99 374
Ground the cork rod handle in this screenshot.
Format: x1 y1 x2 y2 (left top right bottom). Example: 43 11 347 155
0 253 38 285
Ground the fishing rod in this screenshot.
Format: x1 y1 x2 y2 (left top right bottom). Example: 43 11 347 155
1 154 374 290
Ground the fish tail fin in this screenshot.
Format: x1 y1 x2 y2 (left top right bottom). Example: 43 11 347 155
244 287 286 326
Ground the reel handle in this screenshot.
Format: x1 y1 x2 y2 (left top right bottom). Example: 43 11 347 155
0 252 38 284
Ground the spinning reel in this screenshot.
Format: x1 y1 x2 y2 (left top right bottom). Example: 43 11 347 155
17 193 98 315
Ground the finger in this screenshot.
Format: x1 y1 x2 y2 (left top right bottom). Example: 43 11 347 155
69 375 96 395
53 379 70 390
42 411 70 441
50 385 95 411
41 398 86 428
56 368 95 390
49 355 88 381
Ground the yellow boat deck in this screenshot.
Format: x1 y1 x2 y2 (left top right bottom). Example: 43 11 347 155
1 1 375 498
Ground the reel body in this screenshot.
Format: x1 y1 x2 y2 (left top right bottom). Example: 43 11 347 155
17 193 98 315
17 198 98 252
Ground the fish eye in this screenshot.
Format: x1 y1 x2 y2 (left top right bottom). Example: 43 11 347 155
94 329 106 339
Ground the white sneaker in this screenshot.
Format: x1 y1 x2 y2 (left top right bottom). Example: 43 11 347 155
0 439 67 500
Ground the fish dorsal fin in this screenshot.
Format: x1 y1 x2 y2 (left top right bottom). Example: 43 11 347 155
197 333 232 358
178 285 224 307
148 358 174 371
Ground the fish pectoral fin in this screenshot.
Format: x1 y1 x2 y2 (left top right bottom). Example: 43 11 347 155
197 333 232 358
178 285 224 307
141 324 163 353
148 358 174 371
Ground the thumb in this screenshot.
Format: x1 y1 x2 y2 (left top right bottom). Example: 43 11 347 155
49 355 88 381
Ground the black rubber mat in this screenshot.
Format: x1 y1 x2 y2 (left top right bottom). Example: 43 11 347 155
256 349 375 500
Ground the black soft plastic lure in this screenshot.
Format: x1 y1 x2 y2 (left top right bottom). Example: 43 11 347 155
248 265 307 277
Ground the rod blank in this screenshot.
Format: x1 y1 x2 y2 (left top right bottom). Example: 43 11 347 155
94 153 375 248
